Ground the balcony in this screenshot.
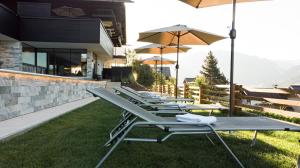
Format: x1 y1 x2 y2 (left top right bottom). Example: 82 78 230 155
19 17 114 57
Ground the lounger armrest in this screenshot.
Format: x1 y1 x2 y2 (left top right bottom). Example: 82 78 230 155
133 121 213 127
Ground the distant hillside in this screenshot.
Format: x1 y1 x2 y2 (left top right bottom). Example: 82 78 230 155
171 50 300 87
279 65 300 86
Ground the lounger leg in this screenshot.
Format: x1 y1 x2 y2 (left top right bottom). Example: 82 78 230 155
212 130 245 168
251 131 258 147
209 110 213 116
95 123 137 168
205 134 215 145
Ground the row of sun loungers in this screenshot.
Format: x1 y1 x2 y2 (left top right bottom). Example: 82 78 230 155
87 87 300 168
115 86 227 115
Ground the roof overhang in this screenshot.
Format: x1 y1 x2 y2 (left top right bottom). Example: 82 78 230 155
23 41 113 58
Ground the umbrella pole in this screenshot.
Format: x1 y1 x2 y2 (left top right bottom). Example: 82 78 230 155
229 0 237 117
155 60 158 87
160 47 163 96
175 33 180 99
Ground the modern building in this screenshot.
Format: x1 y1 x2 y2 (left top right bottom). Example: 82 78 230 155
0 0 131 79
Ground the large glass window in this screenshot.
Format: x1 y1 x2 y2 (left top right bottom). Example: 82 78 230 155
70 50 87 76
21 44 87 77
37 52 47 74
55 49 71 76
22 44 36 73
22 52 35 65
37 52 47 68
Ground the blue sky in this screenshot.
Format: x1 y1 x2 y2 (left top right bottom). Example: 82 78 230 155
126 0 300 60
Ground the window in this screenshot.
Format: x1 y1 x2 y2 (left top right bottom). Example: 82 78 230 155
37 52 47 68
22 44 36 73
22 51 35 65
21 44 87 77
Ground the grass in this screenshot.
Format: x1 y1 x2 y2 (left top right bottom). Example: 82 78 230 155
0 99 299 168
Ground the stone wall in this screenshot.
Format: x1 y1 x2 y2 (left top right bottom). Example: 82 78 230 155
0 41 22 71
0 70 106 121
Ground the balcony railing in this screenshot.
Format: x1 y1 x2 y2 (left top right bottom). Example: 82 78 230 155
99 21 114 57
22 63 47 74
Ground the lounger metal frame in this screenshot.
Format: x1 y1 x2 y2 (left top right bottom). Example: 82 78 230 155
88 88 300 168
97 121 244 168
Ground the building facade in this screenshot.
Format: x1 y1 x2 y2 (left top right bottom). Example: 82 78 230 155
0 0 130 79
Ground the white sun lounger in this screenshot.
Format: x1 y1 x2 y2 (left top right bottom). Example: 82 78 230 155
122 86 195 103
87 87 300 168
115 87 227 114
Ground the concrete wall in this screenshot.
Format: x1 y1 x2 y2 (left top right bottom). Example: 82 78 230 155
0 69 106 121
0 41 22 71
86 50 94 79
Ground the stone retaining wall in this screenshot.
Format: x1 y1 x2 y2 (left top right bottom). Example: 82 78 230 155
0 41 22 71
0 70 106 121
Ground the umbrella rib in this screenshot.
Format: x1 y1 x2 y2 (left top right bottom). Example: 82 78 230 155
168 32 178 45
196 0 202 8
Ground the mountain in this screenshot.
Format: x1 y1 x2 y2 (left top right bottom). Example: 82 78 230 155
169 50 300 87
279 65 300 86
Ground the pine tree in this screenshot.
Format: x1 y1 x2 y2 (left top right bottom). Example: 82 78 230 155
200 51 228 85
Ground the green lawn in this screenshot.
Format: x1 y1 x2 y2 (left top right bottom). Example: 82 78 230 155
0 99 299 168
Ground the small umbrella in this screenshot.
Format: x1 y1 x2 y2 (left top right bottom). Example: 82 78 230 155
136 44 191 95
52 6 85 17
178 0 269 116
142 56 176 65
142 56 176 86
138 24 226 98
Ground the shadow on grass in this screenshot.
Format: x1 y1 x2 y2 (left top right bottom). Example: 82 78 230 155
0 99 298 168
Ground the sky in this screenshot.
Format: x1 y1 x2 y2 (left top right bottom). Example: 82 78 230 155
124 0 300 84
125 0 300 60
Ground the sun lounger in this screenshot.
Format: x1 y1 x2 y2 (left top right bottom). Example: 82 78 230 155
88 87 300 168
115 87 227 113
122 86 194 103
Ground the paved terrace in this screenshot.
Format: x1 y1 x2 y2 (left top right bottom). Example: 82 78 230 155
0 97 99 141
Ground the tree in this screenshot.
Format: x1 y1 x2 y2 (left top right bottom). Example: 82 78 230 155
200 51 228 85
125 49 137 66
132 60 155 87
195 75 207 86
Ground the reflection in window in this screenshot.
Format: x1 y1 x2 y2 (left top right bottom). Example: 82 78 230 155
22 44 36 73
22 52 35 65
37 52 47 74
37 52 47 67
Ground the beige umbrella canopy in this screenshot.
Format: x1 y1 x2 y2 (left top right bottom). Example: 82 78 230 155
135 44 190 54
178 0 267 8
138 24 225 46
142 56 176 65
179 0 269 116
138 24 226 98
142 56 176 86
136 43 191 94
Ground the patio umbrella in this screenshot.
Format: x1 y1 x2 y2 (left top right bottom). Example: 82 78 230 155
52 6 85 17
142 56 176 86
178 0 269 116
138 24 226 98
135 44 191 95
